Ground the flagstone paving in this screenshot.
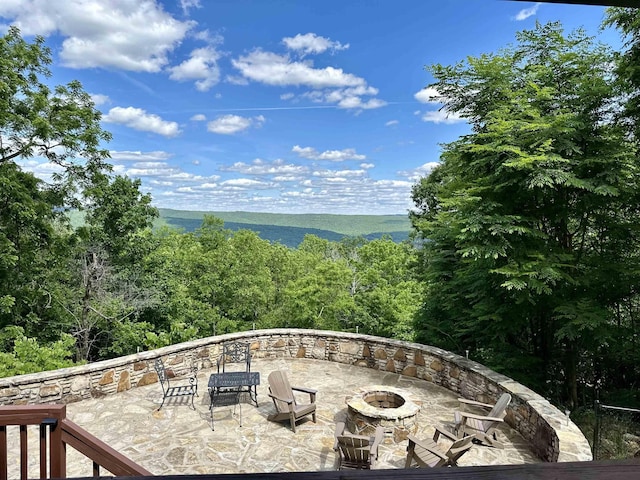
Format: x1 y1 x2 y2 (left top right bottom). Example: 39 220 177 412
14 358 540 477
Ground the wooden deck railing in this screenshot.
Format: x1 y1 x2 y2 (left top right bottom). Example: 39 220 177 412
0 404 152 479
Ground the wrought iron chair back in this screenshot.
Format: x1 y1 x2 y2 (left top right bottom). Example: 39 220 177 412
217 341 252 373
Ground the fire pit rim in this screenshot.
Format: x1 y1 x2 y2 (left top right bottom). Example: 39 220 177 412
346 384 421 421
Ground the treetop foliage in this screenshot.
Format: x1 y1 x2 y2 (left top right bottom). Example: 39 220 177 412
0 26 112 201
411 18 640 408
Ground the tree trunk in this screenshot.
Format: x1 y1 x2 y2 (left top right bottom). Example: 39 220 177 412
565 341 579 409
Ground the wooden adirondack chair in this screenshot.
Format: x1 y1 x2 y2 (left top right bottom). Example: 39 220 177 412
405 426 474 468
333 422 384 470
267 370 317 433
454 392 511 448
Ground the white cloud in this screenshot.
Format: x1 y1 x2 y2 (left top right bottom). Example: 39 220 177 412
282 33 349 56
232 49 366 89
313 168 367 178
225 75 250 85
292 145 366 161
16 158 65 184
337 96 386 110
109 150 173 162
108 150 221 186
398 162 440 181
221 178 272 189
207 114 265 135
180 0 201 15
280 93 295 100
190 114 206 121
0 0 194 72
385 120 399 127
302 85 385 110
90 93 110 106
414 87 465 124
514 3 541 21
414 87 441 104
420 109 464 124
220 158 308 176
168 46 222 91
103 107 181 137
231 42 384 110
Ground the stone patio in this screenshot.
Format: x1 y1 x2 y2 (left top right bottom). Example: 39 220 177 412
10 357 540 477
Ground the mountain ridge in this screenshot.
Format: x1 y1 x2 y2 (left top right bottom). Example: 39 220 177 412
157 209 412 247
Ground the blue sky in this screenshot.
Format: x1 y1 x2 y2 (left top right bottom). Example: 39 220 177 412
1 1 618 214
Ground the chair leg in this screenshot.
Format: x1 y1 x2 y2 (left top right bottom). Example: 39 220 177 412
290 413 297 433
405 442 416 468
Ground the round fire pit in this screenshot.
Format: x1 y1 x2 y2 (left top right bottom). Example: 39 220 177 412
346 385 421 442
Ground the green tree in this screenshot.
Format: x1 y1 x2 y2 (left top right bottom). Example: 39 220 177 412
0 327 75 376
603 7 640 141
0 163 61 334
411 22 639 407
0 27 111 195
141 228 215 346
353 238 421 339
599 7 640 403
80 174 158 264
0 27 113 365
55 175 159 361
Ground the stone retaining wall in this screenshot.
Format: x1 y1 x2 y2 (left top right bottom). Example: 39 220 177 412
0 329 592 463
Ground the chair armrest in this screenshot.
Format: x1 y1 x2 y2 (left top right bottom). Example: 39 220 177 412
370 426 384 458
292 386 317 402
407 435 448 461
458 397 492 409
457 411 505 423
433 425 457 442
292 386 317 394
450 435 475 456
268 392 294 404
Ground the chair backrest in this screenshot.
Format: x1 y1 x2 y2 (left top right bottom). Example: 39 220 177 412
218 342 251 373
446 435 474 464
268 370 295 412
335 435 373 467
482 393 511 431
154 358 169 392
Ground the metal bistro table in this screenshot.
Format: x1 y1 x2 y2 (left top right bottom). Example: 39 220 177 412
208 371 260 430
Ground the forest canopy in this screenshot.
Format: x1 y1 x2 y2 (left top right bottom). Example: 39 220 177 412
410 14 640 407
2 9 640 412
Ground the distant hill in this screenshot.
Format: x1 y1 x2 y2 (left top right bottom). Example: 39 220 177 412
157 209 412 248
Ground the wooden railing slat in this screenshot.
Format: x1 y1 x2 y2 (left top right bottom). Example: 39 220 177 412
1 425 7 480
40 424 47 479
0 405 147 479
20 425 27 480
60 419 152 476
49 416 65 479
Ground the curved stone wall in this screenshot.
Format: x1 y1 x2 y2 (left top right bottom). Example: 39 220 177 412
0 329 592 462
